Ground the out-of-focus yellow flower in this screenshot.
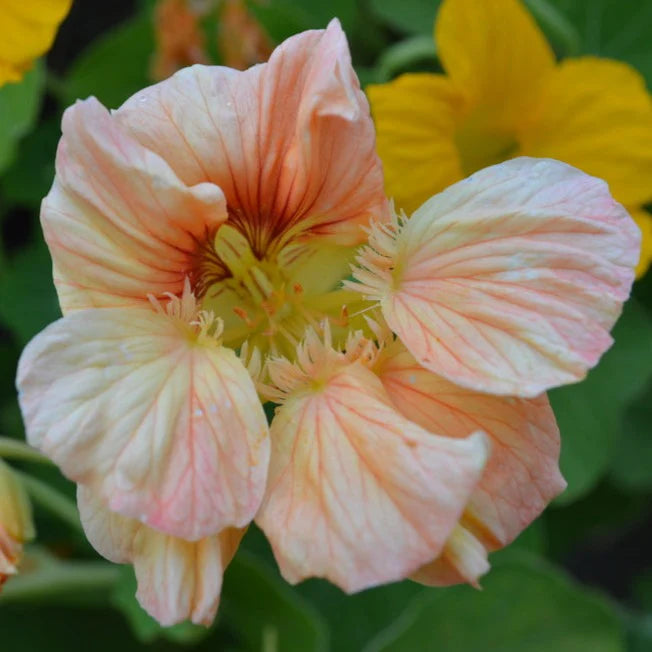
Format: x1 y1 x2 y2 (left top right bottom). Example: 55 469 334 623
0 459 35 589
0 0 72 86
367 0 652 277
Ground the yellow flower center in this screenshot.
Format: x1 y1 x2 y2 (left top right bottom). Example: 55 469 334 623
454 110 519 176
197 225 367 357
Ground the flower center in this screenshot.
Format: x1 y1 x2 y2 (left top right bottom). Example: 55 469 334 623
454 110 519 176
196 224 366 358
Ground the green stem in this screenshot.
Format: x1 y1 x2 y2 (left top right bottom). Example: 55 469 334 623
376 34 437 82
0 437 53 465
0 561 120 604
17 472 83 535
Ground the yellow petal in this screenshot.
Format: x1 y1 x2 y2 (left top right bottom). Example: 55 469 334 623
367 74 464 213
521 58 652 207
0 0 72 84
630 207 652 278
436 0 554 126
18 293 269 541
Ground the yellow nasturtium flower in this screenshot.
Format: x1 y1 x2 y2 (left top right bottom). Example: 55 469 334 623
367 0 652 276
0 0 72 85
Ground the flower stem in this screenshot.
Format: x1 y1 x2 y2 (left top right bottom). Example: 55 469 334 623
0 561 120 604
0 437 53 465
17 472 83 535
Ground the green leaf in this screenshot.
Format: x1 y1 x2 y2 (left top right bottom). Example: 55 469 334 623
247 0 358 43
368 0 441 35
64 11 155 109
0 63 45 174
219 551 329 652
549 299 652 504
0 236 61 346
365 555 625 652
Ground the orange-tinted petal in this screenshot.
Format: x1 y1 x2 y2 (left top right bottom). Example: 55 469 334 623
78 486 242 626
378 344 565 555
256 360 487 593
17 296 269 540
43 97 228 313
354 158 639 397
117 19 388 251
436 0 554 127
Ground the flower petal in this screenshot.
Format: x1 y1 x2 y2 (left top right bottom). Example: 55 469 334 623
17 302 269 540
256 361 488 593
116 19 388 250
78 486 243 626
367 74 464 214
357 158 639 397
520 58 652 208
436 0 554 125
378 344 565 552
0 0 72 84
42 97 228 312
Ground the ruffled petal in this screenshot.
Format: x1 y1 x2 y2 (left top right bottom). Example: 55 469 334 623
256 360 488 593
354 158 639 397
436 0 554 126
520 58 652 208
17 298 269 540
378 344 565 555
42 97 228 313
116 19 388 251
367 74 464 214
78 486 242 626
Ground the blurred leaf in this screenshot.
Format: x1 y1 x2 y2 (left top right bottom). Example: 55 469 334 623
0 237 60 346
549 0 652 87
609 384 652 491
0 63 45 174
0 118 59 208
297 579 423 652
369 0 441 35
365 555 625 652
219 551 329 652
550 299 652 504
523 0 581 56
112 566 211 645
247 0 357 42
64 11 154 108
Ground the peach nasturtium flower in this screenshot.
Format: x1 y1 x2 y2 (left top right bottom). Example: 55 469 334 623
0 0 72 85
0 459 35 589
16 20 639 625
367 0 652 277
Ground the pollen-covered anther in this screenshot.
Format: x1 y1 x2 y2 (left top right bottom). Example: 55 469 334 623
346 206 404 301
263 321 380 402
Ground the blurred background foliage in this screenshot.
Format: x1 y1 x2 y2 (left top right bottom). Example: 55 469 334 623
1 0 652 650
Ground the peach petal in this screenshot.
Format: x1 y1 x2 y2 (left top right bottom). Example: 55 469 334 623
356 158 639 397
17 303 269 540
78 486 243 626
378 345 565 556
256 362 488 593
116 19 388 251
42 97 228 313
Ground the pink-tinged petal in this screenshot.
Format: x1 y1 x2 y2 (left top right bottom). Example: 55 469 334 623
78 486 243 626
378 345 565 553
256 361 488 593
116 19 388 251
17 300 269 540
354 158 640 397
411 524 489 588
43 97 228 313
